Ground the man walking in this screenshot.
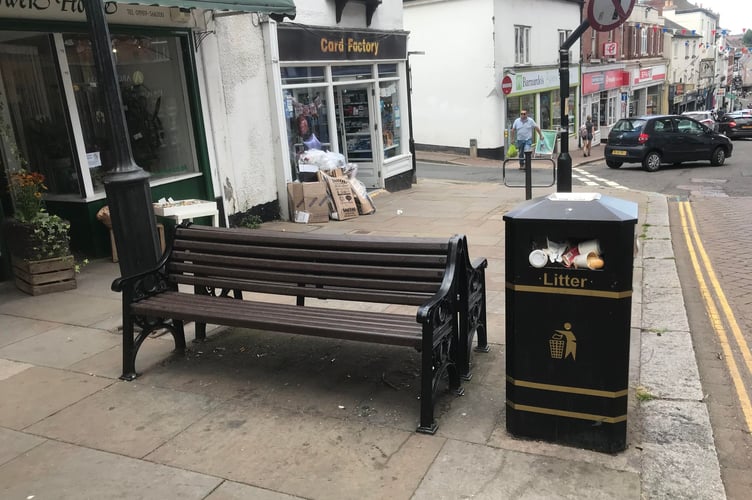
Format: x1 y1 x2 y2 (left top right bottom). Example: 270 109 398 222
511 110 542 170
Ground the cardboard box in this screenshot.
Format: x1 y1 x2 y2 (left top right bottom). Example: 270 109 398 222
286 182 329 223
318 171 358 221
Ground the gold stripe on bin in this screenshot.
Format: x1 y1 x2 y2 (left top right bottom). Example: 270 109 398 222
506 282 632 299
507 401 628 424
507 376 628 398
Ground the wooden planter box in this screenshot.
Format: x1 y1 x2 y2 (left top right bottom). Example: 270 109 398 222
12 255 77 296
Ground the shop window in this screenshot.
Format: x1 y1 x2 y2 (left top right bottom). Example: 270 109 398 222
379 81 401 159
281 66 325 85
506 94 535 129
284 88 330 179
332 65 373 81
540 92 552 129
547 89 574 131
378 64 397 77
0 32 80 196
64 33 197 192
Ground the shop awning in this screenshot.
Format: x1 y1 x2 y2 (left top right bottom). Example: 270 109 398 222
124 0 296 20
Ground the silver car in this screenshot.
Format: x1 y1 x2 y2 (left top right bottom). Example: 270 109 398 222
681 111 717 131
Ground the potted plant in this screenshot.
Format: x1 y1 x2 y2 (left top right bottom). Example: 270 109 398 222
4 169 77 295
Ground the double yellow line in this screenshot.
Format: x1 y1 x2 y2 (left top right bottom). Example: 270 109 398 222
679 201 752 433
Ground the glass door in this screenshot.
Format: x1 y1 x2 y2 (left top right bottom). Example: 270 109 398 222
334 84 379 188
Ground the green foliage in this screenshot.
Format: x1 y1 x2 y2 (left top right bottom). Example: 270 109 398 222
744 29 752 46
237 213 262 229
28 213 72 260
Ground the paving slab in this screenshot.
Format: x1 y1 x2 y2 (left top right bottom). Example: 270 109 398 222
412 439 641 499
26 381 220 458
0 440 221 500
0 314 59 347
147 401 445 500
0 427 45 467
0 324 120 369
206 481 306 500
0 366 113 430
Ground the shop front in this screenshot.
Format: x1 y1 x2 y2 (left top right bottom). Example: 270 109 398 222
0 3 215 278
581 67 629 143
502 67 579 156
629 64 666 117
275 24 410 191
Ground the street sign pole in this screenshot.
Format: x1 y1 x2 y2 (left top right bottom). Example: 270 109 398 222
557 0 635 192
557 19 591 192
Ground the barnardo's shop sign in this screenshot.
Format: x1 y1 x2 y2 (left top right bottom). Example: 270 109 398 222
278 25 407 62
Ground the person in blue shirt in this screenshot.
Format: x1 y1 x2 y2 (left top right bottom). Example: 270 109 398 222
511 110 542 169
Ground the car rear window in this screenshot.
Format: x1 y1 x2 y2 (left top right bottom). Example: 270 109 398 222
612 119 646 132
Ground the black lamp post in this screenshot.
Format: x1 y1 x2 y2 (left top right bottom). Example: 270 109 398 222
83 0 160 277
406 50 425 184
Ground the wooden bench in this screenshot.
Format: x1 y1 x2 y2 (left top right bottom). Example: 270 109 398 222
112 225 472 434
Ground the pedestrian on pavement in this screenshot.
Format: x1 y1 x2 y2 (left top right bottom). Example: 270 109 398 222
583 115 594 157
511 110 542 169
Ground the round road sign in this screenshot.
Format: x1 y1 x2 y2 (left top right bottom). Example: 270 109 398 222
588 0 636 32
501 75 513 95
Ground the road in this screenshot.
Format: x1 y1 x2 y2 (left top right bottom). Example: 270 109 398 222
417 141 752 498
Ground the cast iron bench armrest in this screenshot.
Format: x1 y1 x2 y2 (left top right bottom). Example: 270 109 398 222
457 237 490 380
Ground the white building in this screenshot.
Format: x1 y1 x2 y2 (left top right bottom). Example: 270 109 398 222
403 0 582 158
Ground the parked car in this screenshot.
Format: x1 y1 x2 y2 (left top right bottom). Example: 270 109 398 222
717 111 752 139
604 115 733 172
681 111 717 131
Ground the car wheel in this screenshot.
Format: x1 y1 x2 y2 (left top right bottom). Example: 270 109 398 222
710 147 726 166
606 160 622 168
642 151 661 172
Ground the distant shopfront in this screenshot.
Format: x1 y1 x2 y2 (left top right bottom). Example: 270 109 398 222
581 67 629 142
629 64 666 117
0 4 212 276
502 66 579 155
503 67 579 131
275 25 411 191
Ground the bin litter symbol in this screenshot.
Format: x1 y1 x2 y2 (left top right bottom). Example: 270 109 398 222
549 322 576 360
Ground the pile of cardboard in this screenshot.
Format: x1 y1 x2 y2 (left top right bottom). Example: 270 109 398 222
286 168 375 224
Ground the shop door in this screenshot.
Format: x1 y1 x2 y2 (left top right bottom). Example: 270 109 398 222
334 85 379 188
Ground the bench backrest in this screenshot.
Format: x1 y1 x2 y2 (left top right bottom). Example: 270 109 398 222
166 226 461 307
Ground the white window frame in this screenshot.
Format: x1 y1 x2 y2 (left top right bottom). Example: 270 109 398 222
640 27 647 55
515 25 530 65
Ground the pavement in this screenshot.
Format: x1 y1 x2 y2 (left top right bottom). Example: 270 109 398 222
0 143 727 499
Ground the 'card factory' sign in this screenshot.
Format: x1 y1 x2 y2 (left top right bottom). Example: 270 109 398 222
277 25 407 62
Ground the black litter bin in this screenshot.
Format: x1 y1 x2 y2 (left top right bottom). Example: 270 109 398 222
503 192 638 453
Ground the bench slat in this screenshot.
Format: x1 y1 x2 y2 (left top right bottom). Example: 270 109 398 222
173 275 434 306
172 241 448 267
168 262 442 293
133 293 422 347
169 252 445 281
176 227 449 253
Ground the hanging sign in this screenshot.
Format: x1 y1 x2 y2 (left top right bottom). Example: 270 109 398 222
588 0 636 32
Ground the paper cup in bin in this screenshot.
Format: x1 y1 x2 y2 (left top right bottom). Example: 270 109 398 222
577 239 601 256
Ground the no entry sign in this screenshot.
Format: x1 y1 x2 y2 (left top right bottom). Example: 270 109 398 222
502 75 513 95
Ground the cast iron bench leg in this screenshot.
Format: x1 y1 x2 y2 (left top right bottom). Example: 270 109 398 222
121 318 137 381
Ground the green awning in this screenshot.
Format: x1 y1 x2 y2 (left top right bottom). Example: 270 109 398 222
128 0 296 20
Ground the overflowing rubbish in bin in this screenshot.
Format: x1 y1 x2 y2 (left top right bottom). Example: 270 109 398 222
529 238 604 269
